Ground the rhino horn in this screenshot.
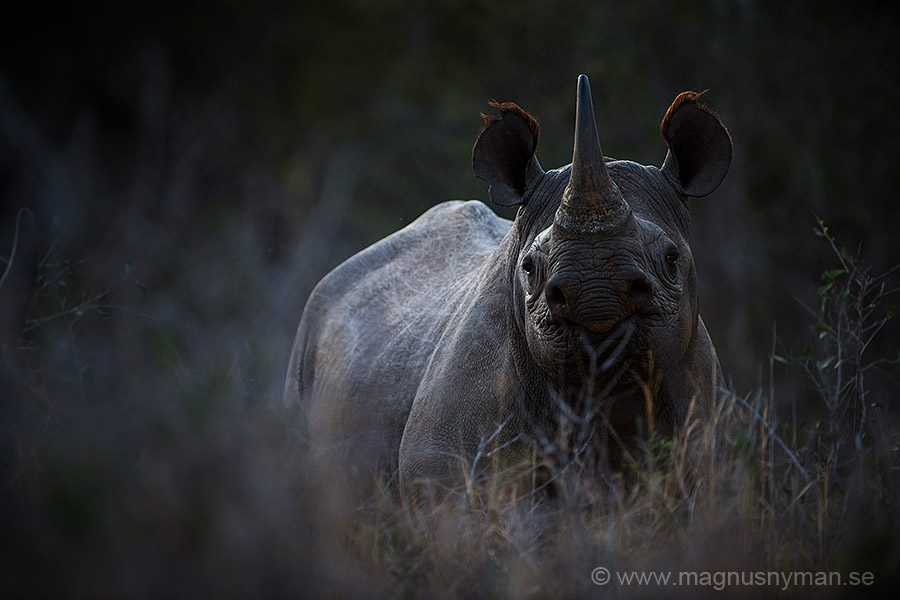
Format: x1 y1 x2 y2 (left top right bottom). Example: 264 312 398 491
555 74 628 233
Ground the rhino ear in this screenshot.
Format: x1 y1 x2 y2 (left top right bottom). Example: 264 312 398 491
473 101 543 207
660 91 732 197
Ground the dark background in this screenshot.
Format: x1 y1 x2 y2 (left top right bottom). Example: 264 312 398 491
2 0 899 595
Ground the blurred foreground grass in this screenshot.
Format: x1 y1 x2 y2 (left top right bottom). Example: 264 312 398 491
2 208 898 597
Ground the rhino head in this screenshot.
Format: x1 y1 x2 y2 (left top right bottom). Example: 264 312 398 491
474 75 731 419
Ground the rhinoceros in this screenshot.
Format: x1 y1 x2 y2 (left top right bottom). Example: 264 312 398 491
285 75 732 496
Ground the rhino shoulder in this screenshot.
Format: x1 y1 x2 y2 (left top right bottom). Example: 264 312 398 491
396 264 530 495
409 199 511 253
319 199 508 296
295 199 510 351
284 200 513 474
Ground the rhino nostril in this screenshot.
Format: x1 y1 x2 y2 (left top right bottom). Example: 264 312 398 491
625 271 653 309
545 281 569 317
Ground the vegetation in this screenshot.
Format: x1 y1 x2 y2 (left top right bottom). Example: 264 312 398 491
3 209 897 597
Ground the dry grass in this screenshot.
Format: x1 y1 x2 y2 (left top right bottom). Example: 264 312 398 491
294 381 897 598
2 208 898 599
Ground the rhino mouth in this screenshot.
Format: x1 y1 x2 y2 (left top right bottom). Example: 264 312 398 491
542 313 653 387
577 318 638 372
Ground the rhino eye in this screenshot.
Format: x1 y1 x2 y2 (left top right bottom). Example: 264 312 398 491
522 255 538 292
662 246 681 282
522 255 535 276
665 249 680 267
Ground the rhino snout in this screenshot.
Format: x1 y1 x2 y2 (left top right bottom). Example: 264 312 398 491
544 267 652 334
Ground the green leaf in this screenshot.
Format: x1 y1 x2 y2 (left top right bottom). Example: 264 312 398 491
816 322 837 338
816 356 834 370
887 303 896 318
821 268 845 283
817 282 835 296
814 220 828 237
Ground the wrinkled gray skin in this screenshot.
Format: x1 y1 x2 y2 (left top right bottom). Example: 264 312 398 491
285 75 732 496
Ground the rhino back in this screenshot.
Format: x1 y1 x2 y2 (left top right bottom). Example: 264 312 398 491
287 200 511 474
